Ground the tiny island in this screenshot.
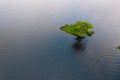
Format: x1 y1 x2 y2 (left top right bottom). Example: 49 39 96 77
60 20 95 37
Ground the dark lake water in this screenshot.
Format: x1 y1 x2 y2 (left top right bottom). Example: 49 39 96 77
0 0 120 80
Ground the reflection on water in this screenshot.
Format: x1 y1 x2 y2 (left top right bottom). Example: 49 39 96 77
72 37 87 53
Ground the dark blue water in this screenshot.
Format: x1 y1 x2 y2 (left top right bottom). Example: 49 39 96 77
0 0 120 80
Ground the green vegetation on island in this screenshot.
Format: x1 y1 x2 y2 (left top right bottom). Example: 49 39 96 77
60 20 95 37
116 46 120 50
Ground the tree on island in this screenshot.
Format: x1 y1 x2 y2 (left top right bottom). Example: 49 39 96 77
60 20 95 38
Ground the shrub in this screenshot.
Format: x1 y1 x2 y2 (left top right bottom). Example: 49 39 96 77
60 20 95 37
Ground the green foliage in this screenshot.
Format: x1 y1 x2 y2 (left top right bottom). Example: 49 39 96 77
60 20 94 37
117 46 120 50
118 46 120 49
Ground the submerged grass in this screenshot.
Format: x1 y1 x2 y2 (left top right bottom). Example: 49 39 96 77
60 20 94 37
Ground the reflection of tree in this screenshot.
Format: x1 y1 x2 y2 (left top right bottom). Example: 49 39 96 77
72 37 87 53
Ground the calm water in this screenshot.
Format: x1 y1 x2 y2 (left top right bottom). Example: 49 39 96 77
0 0 120 80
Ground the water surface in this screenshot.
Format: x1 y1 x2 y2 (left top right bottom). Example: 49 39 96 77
0 0 120 80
